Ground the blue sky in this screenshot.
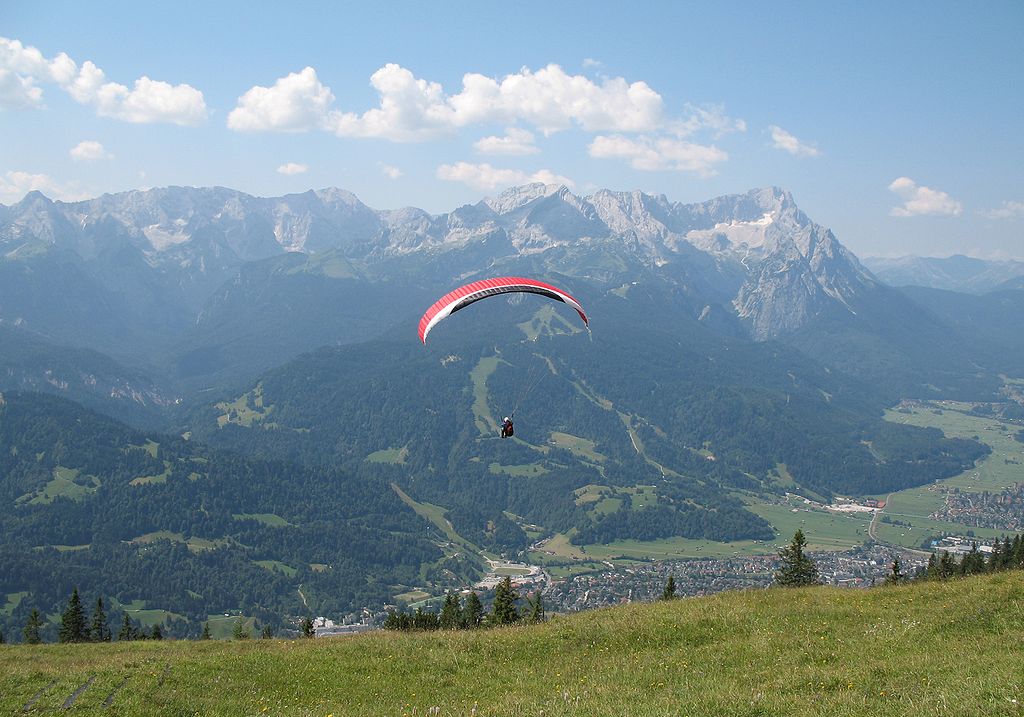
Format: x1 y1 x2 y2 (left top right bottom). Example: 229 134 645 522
2 0 1022 258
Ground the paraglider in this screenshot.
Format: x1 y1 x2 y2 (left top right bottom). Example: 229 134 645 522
418 276 589 439
417 276 588 344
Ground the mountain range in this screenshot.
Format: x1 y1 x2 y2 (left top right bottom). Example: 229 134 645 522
1 183 1022 633
864 254 1024 294
4 183 1013 401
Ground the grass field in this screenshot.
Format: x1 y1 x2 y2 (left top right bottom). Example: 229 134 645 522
469 356 503 434
549 432 606 463
875 403 1024 549
517 304 579 341
2 573 1022 716
215 383 272 428
391 484 493 571
488 461 549 477
255 560 298 578
129 461 171 486
16 466 100 505
365 446 409 464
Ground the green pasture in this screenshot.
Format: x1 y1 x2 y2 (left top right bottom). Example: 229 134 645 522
488 461 549 476
215 383 272 428
129 461 171 486
254 560 298 578
16 466 100 505
2 591 28 617
517 304 578 341
3 573 1022 716
883 404 1024 492
870 402 1024 548
549 431 606 462
469 356 503 434
365 446 409 464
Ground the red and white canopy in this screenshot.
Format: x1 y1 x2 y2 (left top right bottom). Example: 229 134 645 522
418 276 588 343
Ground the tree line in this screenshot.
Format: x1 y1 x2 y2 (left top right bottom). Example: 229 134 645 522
382 577 544 631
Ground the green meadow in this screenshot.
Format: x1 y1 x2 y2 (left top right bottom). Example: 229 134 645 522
2 573 1022 716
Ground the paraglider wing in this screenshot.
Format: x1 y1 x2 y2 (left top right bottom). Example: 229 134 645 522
418 276 588 343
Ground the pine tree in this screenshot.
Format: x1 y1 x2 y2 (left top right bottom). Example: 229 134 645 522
151 624 163 640
200 622 212 640
461 592 484 629
661 575 677 600
117 613 137 641
525 592 545 624
23 609 43 644
232 618 249 640
885 556 905 585
0 628 5 644
261 624 274 639
491 576 519 626
439 592 461 630
939 551 956 579
301 617 315 638
59 588 88 643
773 529 820 587
90 598 111 642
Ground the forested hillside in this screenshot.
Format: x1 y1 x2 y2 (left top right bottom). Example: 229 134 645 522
186 288 987 552
0 392 444 640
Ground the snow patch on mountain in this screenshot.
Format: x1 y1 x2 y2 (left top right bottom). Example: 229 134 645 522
683 211 775 253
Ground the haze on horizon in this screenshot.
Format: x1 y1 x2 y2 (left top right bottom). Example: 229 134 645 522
1 0 1021 260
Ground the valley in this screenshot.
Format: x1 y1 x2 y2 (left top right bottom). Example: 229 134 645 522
1 183 1022 637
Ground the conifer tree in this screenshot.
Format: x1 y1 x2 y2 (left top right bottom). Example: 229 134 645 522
491 576 519 625
90 598 111 642
526 591 545 624
661 575 677 600
939 551 956 579
439 592 461 630
773 529 820 587
301 617 315 638
59 588 88 643
232 618 249 640
117 613 137 641
23 609 43 644
0 628 4 644
885 556 905 585
200 622 212 640
461 592 484 629
261 624 274 639
151 624 163 640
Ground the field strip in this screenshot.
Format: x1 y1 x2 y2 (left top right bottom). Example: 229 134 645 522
61 675 95 709
102 676 130 708
21 680 55 712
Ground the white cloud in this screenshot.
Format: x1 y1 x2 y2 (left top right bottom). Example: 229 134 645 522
228 67 335 132
675 104 746 138
582 58 603 69
0 170 89 204
888 177 962 217
276 162 308 175
473 127 539 155
769 125 820 157
379 163 403 179
588 134 727 175
0 36 206 125
979 200 1024 220
69 140 112 161
436 162 574 191
231 62 665 141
